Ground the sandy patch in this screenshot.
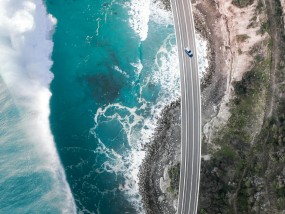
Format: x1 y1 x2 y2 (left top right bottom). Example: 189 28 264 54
194 0 269 146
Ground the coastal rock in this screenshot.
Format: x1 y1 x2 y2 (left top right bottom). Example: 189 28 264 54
139 100 181 214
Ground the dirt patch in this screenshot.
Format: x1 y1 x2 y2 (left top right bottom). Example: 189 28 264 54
195 0 270 150
139 0 285 213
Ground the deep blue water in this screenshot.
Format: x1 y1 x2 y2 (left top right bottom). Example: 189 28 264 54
46 0 179 213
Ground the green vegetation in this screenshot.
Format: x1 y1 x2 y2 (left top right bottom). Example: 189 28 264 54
258 21 270 35
256 0 264 14
198 39 272 213
275 0 283 17
167 163 180 196
236 34 250 43
198 0 285 212
232 0 254 8
214 145 236 162
245 110 285 211
238 48 242 55
247 16 257 29
199 209 208 214
219 51 271 145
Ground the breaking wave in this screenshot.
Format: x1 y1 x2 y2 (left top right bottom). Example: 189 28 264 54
90 0 209 212
0 0 76 213
125 0 151 41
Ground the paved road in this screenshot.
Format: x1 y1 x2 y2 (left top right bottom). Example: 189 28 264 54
169 0 201 213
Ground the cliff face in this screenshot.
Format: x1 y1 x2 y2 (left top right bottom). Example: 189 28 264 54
140 0 285 213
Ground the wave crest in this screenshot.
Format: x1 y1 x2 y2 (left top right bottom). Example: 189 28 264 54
0 0 76 213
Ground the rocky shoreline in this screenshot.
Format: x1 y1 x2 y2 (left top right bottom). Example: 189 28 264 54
140 0 285 213
139 100 181 214
138 0 217 213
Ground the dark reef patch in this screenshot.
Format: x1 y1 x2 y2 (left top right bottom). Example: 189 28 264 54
80 70 125 104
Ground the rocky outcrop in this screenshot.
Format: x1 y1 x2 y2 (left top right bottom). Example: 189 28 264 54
139 100 181 214
139 0 285 213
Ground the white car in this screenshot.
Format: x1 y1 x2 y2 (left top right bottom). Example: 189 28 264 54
184 48 193 58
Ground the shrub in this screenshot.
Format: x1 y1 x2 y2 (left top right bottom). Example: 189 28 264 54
236 34 250 43
232 0 254 8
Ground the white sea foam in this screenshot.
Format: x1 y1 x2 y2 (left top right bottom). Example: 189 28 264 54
130 60 143 76
90 32 181 213
0 0 76 212
196 33 209 78
122 23 209 214
90 63 146 211
149 1 209 77
125 0 151 41
114 65 130 78
150 1 174 26
96 17 101 36
90 1 209 212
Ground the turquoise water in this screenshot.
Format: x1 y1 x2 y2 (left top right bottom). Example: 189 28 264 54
0 0 180 213
46 0 180 213
0 0 76 213
0 78 73 213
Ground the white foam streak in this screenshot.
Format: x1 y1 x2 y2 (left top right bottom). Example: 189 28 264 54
125 0 151 41
90 1 209 212
150 1 173 25
92 103 144 146
131 61 143 76
114 65 130 78
0 0 75 212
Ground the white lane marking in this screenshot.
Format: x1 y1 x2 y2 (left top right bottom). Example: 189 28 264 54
175 3 189 214
176 1 196 213
177 0 202 213
185 0 202 212
172 0 190 213
170 2 189 213
171 0 201 213
180 1 196 213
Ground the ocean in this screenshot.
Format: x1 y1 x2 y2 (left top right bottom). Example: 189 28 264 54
0 0 207 213
0 0 75 213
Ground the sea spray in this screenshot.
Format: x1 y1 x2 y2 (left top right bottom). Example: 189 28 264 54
89 2 180 211
125 0 151 41
44 0 209 212
91 1 209 212
46 0 143 212
0 0 76 212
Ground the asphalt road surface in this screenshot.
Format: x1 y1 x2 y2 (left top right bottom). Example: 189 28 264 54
169 0 201 213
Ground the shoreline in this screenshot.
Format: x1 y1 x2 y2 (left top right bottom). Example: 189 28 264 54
138 0 283 212
139 100 181 213
138 0 217 212
193 5 216 90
